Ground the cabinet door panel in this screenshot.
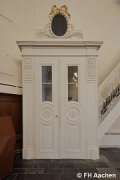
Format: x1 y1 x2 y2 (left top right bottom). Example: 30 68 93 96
35 57 59 159
60 57 86 159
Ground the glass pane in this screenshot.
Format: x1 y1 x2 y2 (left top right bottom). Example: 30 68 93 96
42 84 52 101
42 66 52 83
68 66 78 83
68 84 78 102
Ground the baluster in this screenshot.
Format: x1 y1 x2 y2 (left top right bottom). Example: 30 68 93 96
116 83 120 96
101 101 105 115
109 93 112 103
111 91 113 101
118 84 120 95
115 86 117 97
113 88 116 98
106 97 109 106
99 63 120 121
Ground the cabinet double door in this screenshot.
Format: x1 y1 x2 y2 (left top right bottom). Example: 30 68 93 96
35 57 86 159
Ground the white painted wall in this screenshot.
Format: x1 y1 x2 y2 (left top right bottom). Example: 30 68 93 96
108 116 120 133
1 0 120 87
35 0 120 85
0 0 119 139
100 116 120 147
0 0 24 93
100 134 120 148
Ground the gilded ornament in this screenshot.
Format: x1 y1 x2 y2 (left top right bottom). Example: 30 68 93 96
49 5 70 19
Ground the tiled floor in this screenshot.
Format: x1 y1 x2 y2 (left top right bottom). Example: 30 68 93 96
3 148 120 180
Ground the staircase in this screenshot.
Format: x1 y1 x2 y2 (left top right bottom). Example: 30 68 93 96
98 62 120 140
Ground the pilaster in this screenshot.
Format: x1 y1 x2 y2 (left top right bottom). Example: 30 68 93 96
86 56 99 159
22 57 35 159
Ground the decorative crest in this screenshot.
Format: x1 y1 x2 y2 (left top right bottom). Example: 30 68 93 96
35 5 83 39
49 5 70 19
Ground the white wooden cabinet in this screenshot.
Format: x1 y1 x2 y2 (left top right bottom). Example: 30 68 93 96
17 40 102 159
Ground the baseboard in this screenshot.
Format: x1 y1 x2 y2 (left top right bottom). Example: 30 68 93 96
99 134 120 147
22 148 34 159
99 145 120 148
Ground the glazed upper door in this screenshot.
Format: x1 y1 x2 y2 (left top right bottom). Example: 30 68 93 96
35 57 86 159
60 57 86 159
35 57 59 159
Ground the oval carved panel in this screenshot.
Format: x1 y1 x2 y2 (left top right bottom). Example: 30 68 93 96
39 106 55 122
66 106 80 122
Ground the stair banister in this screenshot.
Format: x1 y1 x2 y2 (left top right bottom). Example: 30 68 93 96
98 62 120 125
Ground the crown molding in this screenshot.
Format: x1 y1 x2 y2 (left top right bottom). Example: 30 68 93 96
17 40 103 52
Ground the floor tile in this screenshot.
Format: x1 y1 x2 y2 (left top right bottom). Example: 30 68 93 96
96 167 119 174
33 163 49 168
3 148 120 180
107 162 120 168
62 168 97 174
25 168 44 174
13 162 33 168
91 162 109 168
96 168 120 180
62 159 87 163
98 177 120 180
60 173 98 180
87 158 103 163
11 168 27 174
51 159 62 163
14 154 22 162
39 159 53 163
63 168 82 174
99 155 110 162
116 168 120 173
49 162 74 168
105 155 120 162
2 173 17 180
16 159 36 163
15 174 60 180
99 150 108 156
60 174 81 180
100 148 118 152
74 162 92 169
44 168 63 174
